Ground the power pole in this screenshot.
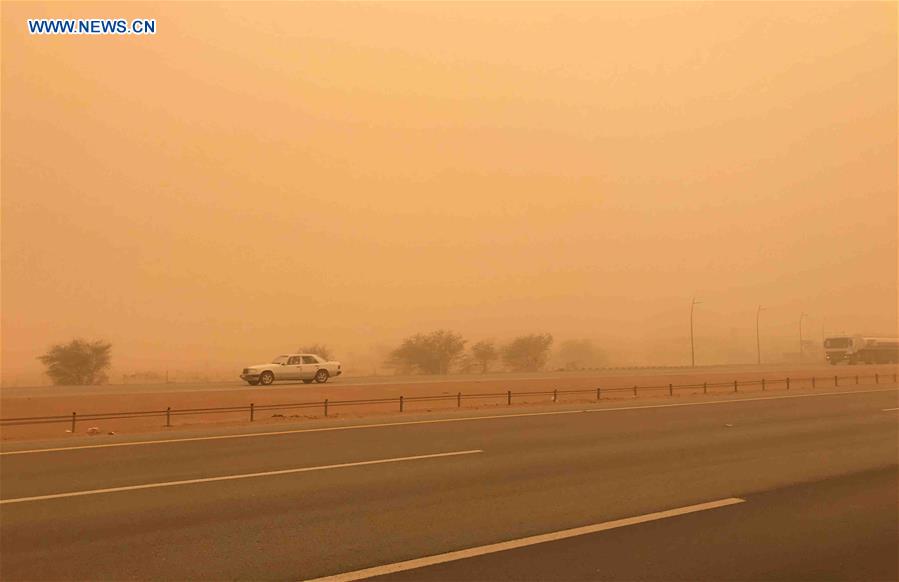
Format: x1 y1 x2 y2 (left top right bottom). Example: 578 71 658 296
690 297 703 367
756 305 765 365
799 312 808 364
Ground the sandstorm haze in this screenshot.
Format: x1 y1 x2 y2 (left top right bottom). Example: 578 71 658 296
1 2 896 384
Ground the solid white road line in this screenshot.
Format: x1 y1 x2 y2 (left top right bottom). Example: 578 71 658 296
0 449 482 505
883 407 898 411
2 387 896 456
304 497 747 582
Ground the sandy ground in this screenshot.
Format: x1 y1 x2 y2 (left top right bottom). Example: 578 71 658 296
1 364 896 441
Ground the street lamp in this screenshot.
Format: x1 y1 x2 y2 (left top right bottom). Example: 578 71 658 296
799 312 808 364
756 305 766 365
690 297 703 367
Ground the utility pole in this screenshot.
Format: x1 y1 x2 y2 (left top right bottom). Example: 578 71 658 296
756 305 765 365
690 297 703 367
799 312 808 364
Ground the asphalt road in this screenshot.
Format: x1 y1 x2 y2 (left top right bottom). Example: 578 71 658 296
1 388 896 581
3 363 882 397
377 467 898 582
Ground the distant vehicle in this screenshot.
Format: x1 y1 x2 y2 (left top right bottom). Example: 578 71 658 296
823 336 899 365
240 354 342 385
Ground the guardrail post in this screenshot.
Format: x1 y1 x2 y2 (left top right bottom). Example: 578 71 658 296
323 399 328 417
875 373 879 384
762 378 766 391
855 375 859 385
703 382 707 394
166 406 172 427
734 380 738 393
507 390 511 405
786 377 790 390
596 387 601 401
834 375 838 387
812 376 816 388
457 392 461 408
553 389 557 403
71 412 76 433
249 403 254 422
400 395 404 412
669 383 673 396
633 385 637 398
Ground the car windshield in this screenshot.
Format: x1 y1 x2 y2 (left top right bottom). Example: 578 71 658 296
824 338 850 349
271 355 289 364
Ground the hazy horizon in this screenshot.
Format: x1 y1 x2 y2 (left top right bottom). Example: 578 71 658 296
2 2 897 385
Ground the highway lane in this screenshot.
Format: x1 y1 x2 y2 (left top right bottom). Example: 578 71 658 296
374 467 898 582
1 388 896 580
5 363 890 397
2 389 895 496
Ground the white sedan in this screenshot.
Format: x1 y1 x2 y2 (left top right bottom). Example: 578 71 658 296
240 354 342 386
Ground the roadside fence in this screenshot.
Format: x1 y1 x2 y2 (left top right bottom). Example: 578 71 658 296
1 372 896 433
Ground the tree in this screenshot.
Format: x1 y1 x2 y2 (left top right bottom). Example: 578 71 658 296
297 343 334 360
471 340 499 373
502 333 553 372
454 352 477 374
38 339 112 385
557 339 607 370
388 330 467 375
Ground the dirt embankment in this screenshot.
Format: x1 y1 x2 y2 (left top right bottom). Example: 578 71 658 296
1 364 896 441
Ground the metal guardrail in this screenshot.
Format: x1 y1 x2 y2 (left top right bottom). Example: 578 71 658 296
1 373 895 433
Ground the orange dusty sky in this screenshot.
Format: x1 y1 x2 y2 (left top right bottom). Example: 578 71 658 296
2 2 897 383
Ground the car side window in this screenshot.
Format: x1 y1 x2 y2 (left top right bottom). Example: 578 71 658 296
302 356 318 364
288 356 301 365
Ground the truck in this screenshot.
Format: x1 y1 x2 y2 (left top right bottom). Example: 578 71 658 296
823 336 899 365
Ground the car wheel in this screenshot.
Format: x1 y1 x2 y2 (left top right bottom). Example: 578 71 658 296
314 369 329 384
302 379 313 384
247 379 260 386
260 371 274 386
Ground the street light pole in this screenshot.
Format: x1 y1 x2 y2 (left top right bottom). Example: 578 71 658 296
799 312 808 364
756 305 765 365
690 297 702 367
